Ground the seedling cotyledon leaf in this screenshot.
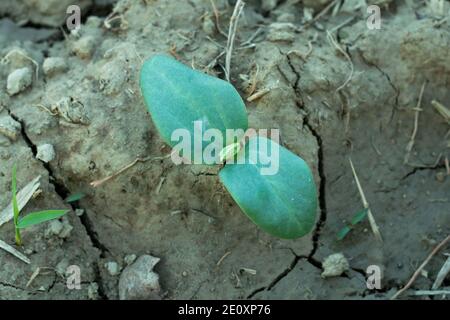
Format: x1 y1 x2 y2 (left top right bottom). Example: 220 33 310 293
219 136 317 239
140 54 248 159
140 54 318 239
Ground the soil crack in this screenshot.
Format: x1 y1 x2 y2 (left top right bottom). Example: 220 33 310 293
401 162 445 180
247 251 300 298
356 49 400 121
5 108 109 299
0 281 26 291
284 54 328 259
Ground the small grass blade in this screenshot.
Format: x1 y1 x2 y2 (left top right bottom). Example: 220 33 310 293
11 164 22 245
65 192 85 203
11 164 19 224
350 208 368 225
337 208 369 240
17 210 69 229
337 226 352 240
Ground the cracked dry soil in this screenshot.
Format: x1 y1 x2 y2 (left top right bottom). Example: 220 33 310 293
0 0 449 300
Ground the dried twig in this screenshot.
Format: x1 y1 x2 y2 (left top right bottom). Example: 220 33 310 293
2 49 39 81
205 50 226 72
225 0 245 82
247 88 271 102
410 289 450 296
287 41 314 62
240 27 263 48
0 175 41 227
432 256 450 290
26 267 41 287
301 0 341 30
0 239 30 264
287 33 318 62
240 267 257 275
431 100 450 124
246 64 259 96
404 82 426 164
327 30 354 93
406 152 442 169
103 12 128 31
216 251 231 267
209 0 228 37
391 235 450 300
329 16 356 33
156 177 166 194
445 157 450 175
349 159 383 242
246 80 279 102
90 154 171 188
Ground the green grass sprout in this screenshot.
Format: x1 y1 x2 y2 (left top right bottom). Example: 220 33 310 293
11 165 70 246
65 192 86 203
337 208 369 240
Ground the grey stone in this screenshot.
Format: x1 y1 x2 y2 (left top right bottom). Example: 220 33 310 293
36 143 55 163
124 254 137 266
118 255 161 300
0 116 21 140
105 261 121 276
7 67 32 96
43 57 67 76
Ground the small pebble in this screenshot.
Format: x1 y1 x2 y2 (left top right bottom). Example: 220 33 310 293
72 36 96 59
118 255 161 300
105 261 121 276
45 220 63 237
0 135 10 147
262 0 277 11
59 222 73 239
56 258 70 275
45 218 73 239
0 116 21 140
7 67 32 96
202 14 215 35
87 282 99 300
435 172 446 182
267 23 297 42
43 57 67 76
36 143 55 163
124 254 137 266
321 253 350 278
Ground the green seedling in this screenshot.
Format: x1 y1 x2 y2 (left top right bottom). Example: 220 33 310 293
65 192 85 203
140 55 318 239
11 165 69 246
337 208 368 240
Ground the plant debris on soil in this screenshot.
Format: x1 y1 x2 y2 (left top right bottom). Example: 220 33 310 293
0 0 449 300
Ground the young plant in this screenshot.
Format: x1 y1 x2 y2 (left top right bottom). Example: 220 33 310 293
140 55 318 239
11 165 69 246
65 192 86 203
337 208 368 240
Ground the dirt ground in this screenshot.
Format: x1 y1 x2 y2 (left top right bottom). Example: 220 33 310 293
0 0 449 300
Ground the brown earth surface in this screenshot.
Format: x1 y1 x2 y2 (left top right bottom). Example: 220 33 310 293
0 0 449 300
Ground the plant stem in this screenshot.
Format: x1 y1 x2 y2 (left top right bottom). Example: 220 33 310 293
15 226 22 246
11 164 22 246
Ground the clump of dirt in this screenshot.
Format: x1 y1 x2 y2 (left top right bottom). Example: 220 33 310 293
0 0 449 300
